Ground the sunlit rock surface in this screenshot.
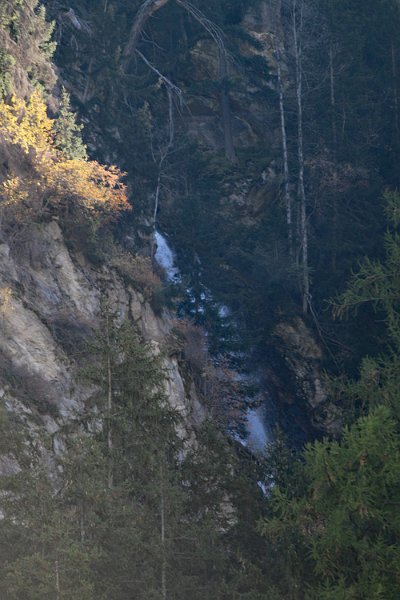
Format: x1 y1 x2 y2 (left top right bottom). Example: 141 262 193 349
0 221 201 456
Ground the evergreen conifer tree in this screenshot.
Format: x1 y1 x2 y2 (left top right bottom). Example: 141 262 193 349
54 88 87 160
260 192 400 599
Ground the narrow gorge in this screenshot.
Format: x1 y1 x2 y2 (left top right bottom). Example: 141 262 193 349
0 0 399 598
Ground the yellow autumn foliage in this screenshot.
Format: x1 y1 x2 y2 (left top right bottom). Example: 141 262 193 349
0 90 53 154
2 177 29 206
49 160 128 214
0 90 130 226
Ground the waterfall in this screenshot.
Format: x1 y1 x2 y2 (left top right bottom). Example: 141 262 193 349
246 406 269 454
154 230 270 454
154 231 181 282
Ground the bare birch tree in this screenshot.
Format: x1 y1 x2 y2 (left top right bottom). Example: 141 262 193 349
273 36 293 257
152 87 175 230
289 0 310 314
268 0 294 256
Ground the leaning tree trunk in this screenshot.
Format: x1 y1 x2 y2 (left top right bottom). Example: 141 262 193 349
122 0 170 70
123 0 237 162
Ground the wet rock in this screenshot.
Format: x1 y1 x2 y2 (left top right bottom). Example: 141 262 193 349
271 318 342 437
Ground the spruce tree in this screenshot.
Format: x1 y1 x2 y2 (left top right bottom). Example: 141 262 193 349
54 88 87 160
260 192 400 599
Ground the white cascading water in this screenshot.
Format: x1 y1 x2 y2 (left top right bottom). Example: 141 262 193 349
154 230 181 282
245 405 269 454
154 230 270 454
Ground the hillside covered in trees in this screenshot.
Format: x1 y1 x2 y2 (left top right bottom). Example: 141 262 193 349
0 0 399 598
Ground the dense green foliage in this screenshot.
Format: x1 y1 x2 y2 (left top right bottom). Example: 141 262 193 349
0 316 269 599
259 194 400 598
0 0 55 94
260 407 400 598
54 88 87 159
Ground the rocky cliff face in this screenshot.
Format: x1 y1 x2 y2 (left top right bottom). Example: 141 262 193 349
0 219 202 456
39 0 337 441
270 318 341 437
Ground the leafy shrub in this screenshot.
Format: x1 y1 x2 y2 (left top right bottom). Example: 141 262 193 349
170 319 208 373
111 251 162 299
0 90 130 241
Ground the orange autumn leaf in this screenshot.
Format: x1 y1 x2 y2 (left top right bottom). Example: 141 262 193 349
48 160 130 216
0 90 130 224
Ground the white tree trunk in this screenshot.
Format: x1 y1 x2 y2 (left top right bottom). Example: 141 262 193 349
275 42 293 256
153 87 174 230
329 42 338 271
292 0 310 314
392 40 399 143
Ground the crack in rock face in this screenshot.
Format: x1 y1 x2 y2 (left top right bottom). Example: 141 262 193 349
0 222 202 455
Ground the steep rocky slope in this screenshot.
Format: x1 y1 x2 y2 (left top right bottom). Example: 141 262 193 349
45 0 338 440
0 218 203 456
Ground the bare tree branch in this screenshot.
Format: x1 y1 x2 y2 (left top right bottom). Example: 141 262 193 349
176 0 225 54
153 86 175 229
123 0 236 162
135 49 183 103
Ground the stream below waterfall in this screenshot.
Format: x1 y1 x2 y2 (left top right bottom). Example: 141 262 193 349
155 230 270 454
